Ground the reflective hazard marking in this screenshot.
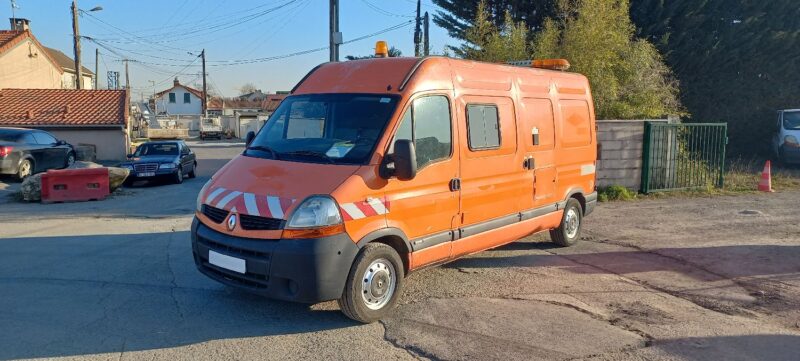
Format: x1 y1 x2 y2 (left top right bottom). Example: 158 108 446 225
216 191 242 209
205 187 226 204
267 196 285 219
340 203 366 220
340 197 391 221
243 193 260 216
203 187 295 220
581 164 596 176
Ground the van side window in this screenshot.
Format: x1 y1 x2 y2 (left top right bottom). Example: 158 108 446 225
392 95 452 169
466 104 501 150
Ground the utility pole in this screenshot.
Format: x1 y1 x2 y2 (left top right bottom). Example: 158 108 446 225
124 59 129 91
424 11 430 56
148 80 157 116
329 0 340 62
201 49 208 116
71 0 82 89
414 0 421 57
94 48 99 89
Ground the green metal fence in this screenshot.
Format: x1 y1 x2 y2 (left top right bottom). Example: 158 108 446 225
641 122 728 193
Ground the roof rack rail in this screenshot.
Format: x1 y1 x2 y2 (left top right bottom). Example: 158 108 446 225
507 59 571 71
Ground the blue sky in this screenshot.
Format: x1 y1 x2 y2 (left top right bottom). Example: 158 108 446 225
5 0 454 99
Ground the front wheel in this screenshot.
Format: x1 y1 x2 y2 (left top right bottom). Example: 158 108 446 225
188 162 197 178
550 198 583 247
173 166 184 184
338 243 404 323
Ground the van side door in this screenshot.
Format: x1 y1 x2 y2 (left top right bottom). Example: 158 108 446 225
521 98 558 207
384 94 460 269
451 95 523 257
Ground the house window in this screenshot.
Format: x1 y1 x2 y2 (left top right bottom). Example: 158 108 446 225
169 93 176 103
184 93 191 104
466 104 501 150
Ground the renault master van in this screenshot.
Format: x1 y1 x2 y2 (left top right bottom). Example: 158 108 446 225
191 53 598 323
773 109 800 164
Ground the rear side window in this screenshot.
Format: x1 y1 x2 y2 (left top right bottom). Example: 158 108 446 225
466 104 501 150
33 132 57 145
559 100 592 148
392 95 452 169
19 133 37 144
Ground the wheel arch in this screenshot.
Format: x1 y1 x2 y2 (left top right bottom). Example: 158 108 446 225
356 227 412 275
563 188 587 214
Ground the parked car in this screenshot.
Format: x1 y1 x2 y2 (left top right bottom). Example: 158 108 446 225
0 127 76 181
191 52 598 323
200 118 223 140
120 141 197 184
773 109 800 164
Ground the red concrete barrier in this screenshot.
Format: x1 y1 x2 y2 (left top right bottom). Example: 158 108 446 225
41 168 110 203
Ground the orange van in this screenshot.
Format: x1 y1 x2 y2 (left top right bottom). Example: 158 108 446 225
191 53 598 323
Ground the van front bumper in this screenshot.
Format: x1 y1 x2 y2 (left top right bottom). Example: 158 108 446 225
780 145 800 164
191 217 359 303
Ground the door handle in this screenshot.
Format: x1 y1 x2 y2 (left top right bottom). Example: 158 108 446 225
449 178 461 192
523 157 535 170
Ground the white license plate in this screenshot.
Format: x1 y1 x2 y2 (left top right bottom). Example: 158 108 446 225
137 172 155 177
208 250 246 274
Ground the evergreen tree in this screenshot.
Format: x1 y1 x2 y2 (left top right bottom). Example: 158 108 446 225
458 1 530 61
433 0 556 54
631 0 800 154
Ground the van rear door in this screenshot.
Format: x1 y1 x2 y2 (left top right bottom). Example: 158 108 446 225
521 98 558 207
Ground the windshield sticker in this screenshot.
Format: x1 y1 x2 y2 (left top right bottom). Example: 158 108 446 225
325 141 355 158
380 97 391 103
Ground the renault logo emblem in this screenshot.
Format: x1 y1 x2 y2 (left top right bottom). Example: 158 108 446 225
227 214 237 231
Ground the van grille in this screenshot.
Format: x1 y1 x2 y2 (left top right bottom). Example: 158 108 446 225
240 214 284 231
202 205 229 224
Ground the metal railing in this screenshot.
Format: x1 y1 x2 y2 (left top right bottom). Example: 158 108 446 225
641 122 728 193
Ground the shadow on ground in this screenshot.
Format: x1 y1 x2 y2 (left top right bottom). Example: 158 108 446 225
0 231 356 360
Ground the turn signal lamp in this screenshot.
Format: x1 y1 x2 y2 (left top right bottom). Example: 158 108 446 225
375 41 389 58
532 59 571 71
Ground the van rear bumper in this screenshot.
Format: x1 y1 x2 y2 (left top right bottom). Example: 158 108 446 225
191 217 359 303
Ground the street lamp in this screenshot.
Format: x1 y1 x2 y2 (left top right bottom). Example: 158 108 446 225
71 1 102 89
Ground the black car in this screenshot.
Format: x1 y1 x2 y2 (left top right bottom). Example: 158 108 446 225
121 141 197 184
0 127 76 181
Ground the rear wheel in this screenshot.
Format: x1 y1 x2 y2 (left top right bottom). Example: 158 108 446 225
550 198 583 247
64 152 76 168
338 243 404 323
16 159 33 181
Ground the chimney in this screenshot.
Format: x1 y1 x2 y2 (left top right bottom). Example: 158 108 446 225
9 18 30 31
173 77 180 86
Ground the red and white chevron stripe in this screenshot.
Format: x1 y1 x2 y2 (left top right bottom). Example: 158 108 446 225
204 187 294 219
339 197 391 221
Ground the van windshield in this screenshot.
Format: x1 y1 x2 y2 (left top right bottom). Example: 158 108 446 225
784 111 800 130
245 94 399 164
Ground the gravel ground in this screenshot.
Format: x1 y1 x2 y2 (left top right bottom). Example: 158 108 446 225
1 141 798 360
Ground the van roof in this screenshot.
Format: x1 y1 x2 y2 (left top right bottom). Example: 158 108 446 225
292 56 589 96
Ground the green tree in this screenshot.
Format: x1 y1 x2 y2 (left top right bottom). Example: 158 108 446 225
630 0 800 154
457 1 530 61
533 0 683 119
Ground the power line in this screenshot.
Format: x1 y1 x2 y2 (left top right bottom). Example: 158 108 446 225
360 0 415 18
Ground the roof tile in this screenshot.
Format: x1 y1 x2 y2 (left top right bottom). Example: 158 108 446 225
0 89 127 127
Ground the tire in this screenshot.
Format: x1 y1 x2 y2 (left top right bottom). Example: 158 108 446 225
188 162 197 178
174 166 184 184
16 159 33 182
64 152 76 168
338 243 405 323
550 198 583 247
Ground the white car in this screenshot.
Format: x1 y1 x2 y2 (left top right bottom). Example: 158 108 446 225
773 109 800 164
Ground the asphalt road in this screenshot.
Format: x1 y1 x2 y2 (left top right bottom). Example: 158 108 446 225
1 140 799 360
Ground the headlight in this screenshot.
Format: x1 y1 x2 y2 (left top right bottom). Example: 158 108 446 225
286 196 342 228
196 179 212 212
785 135 799 146
159 163 176 169
122 164 134 170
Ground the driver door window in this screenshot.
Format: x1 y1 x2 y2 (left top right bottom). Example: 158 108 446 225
392 95 452 170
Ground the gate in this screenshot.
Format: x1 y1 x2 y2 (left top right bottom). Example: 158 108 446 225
641 123 728 193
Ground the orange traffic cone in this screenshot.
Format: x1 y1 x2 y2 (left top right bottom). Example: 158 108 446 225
758 160 774 192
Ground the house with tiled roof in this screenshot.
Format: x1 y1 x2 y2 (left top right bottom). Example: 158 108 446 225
44 46 94 90
0 19 62 90
153 77 205 116
0 88 129 160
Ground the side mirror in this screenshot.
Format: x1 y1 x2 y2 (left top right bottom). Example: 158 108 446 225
245 131 256 146
393 139 417 181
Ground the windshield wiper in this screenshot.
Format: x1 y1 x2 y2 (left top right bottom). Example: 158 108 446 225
279 150 335 164
246 145 279 159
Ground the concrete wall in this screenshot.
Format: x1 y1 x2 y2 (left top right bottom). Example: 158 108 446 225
0 39 62 89
47 128 128 162
596 119 669 190
154 86 202 115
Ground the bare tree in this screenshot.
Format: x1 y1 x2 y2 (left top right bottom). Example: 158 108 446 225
238 83 258 96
